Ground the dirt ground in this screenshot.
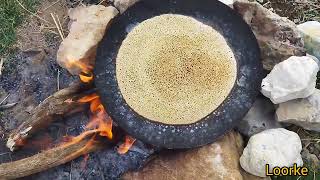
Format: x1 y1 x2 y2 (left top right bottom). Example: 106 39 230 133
262 0 320 23
0 0 319 179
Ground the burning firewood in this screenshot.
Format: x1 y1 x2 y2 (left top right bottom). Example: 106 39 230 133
2 87 131 178
0 136 107 179
6 82 93 151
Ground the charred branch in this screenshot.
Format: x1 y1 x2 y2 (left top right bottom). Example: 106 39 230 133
6 82 94 151
0 137 106 179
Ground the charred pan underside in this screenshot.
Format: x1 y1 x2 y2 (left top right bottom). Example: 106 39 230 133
94 0 262 149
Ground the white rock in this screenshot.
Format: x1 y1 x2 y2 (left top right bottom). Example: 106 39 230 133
240 128 303 177
297 21 320 60
276 89 320 132
307 54 320 67
218 0 234 7
261 56 319 104
113 0 140 14
57 5 119 75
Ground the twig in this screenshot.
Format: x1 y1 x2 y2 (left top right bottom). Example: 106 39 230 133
15 0 52 25
70 160 73 180
0 58 3 76
262 1 270 7
43 0 61 11
0 94 10 105
0 152 11 157
56 14 65 38
50 13 65 40
57 69 60 91
41 26 59 29
98 0 106 5
47 29 59 35
0 102 18 110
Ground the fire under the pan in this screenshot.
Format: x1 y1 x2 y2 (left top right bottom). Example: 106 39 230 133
116 14 237 125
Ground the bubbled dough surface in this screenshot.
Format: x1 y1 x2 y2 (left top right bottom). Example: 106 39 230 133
116 14 237 125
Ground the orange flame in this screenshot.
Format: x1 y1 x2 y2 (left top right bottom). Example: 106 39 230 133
78 93 99 103
59 93 113 158
118 136 136 154
79 72 93 83
78 94 113 140
86 110 113 139
61 59 134 154
65 59 94 83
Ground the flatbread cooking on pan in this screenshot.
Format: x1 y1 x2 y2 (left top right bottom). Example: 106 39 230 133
117 14 237 125
94 0 263 149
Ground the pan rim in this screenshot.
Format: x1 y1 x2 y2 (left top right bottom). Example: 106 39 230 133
94 0 263 149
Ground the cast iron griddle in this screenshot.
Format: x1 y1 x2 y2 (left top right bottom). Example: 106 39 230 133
94 0 263 149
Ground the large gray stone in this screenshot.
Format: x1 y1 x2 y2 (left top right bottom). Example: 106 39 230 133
240 128 303 177
276 89 320 132
261 56 319 104
233 1 306 70
297 21 320 60
236 96 281 137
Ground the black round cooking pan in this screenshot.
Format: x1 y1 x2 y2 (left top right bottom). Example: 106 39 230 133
94 0 263 149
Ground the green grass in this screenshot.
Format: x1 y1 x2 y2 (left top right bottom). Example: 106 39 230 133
0 0 39 55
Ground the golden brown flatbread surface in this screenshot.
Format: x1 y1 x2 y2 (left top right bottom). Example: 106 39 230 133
116 14 237 125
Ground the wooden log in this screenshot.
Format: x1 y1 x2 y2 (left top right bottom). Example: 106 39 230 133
0 136 106 179
6 82 94 151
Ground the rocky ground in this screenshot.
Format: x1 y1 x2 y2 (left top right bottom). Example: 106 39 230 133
0 0 319 180
259 1 320 178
